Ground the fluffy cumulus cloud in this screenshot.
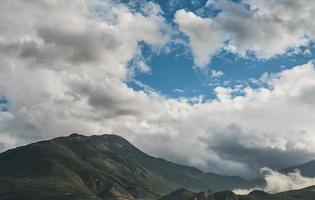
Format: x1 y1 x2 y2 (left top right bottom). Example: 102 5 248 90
2 0 315 179
137 62 315 178
0 0 170 143
175 0 315 67
234 168 315 194
174 9 222 67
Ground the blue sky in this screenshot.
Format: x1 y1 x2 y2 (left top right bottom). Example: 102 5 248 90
125 0 315 99
131 42 315 99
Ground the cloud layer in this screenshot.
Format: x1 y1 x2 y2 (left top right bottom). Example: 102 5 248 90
234 168 315 194
175 0 315 67
1 0 315 179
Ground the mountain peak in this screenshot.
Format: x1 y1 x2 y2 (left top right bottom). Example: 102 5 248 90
68 133 86 137
65 133 133 147
281 159 315 177
67 133 129 142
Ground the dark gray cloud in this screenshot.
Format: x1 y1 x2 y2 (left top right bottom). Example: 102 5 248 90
206 124 315 177
37 26 122 64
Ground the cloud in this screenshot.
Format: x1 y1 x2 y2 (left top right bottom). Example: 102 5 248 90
0 0 170 144
119 62 315 178
304 49 312 57
0 0 170 78
174 89 184 93
210 70 224 78
174 9 221 67
174 0 315 67
233 168 315 194
2 0 315 179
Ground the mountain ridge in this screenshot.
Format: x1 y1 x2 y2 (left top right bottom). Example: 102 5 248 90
0 133 250 200
159 185 315 200
281 160 315 177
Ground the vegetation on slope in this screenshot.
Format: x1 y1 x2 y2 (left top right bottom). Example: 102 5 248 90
0 133 250 200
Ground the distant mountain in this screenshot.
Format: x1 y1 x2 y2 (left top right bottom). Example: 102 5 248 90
159 186 315 200
281 160 315 177
0 133 250 200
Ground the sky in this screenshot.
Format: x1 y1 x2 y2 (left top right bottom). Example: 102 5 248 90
1 0 315 179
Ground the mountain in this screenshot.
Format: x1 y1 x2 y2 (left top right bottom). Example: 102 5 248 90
245 186 315 200
281 160 315 177
0 133 250 200
159 189 239 200
158 188 196 200
159 185 315 200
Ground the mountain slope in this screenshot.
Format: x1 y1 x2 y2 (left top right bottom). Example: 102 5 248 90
160 189 240 200
158 188 196 200
281 160 315 177
0 133 250 200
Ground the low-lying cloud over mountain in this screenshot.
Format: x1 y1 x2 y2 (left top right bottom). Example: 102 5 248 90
1 0 315 178
234 168 315 194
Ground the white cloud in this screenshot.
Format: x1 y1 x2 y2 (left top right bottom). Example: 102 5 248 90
0 0 170 146
0 0 170 78
174 9 221 67
234 168 315 195
175 0 315 67
304 49 312 57
2 0 315 179
120 62 315 177
174 89 184 93
211 69 224 78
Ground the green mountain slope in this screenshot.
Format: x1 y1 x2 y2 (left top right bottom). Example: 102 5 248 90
158 188 196 200
0 133 249 200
